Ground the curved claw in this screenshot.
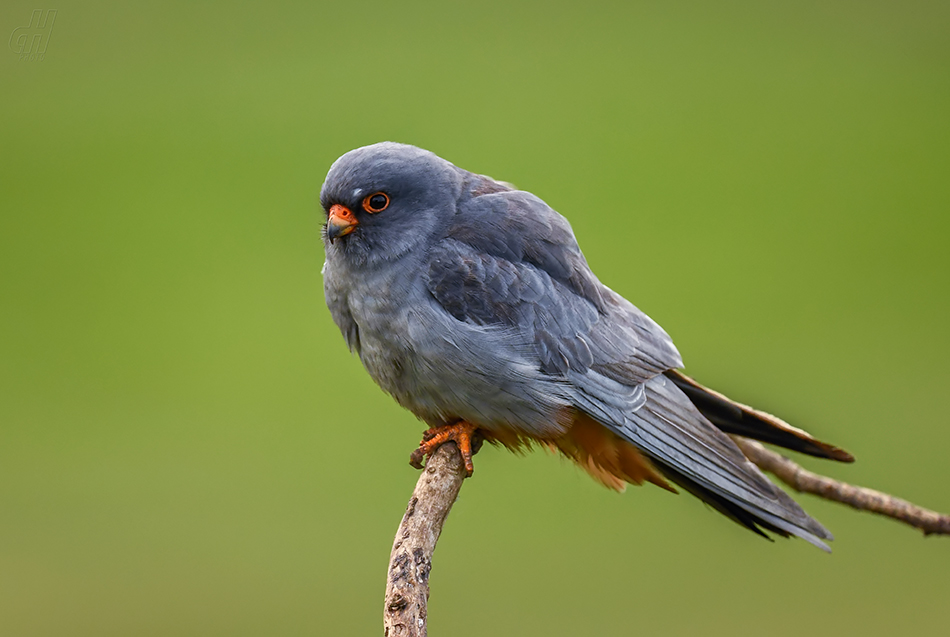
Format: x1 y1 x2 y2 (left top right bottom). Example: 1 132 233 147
409 421 481 477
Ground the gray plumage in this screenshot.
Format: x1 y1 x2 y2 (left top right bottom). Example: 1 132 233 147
320 142 842 550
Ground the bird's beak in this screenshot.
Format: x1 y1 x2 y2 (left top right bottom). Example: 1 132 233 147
326 204 358 241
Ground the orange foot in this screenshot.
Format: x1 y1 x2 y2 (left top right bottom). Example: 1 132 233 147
409 421 481 477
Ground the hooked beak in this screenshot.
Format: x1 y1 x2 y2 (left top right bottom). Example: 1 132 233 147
326 204 358 242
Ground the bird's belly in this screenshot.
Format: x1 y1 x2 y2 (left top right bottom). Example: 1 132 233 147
353 299 572 436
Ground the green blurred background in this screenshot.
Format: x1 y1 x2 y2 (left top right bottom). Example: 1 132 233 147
2 1 948 635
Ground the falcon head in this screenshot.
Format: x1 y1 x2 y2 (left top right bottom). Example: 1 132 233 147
319 142 463 266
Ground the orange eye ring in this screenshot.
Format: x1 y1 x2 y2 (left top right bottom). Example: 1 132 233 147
362 192 390 213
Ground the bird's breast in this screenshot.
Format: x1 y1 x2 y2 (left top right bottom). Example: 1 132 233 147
326 258 423 396
324 253 572 434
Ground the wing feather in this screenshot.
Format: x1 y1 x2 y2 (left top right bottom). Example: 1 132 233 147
428 183 682 382
425 177 832 548
614 375 833 549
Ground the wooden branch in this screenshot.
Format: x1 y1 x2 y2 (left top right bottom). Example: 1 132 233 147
734 437 950 536
383 436 948 636
384 442 467 637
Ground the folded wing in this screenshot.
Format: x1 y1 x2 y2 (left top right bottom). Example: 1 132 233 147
427 180 838 549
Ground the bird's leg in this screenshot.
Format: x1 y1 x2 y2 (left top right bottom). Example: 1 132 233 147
409 421 482 477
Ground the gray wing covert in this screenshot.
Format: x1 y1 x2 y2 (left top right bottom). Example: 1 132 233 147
426 186 682 391
426 237 599 376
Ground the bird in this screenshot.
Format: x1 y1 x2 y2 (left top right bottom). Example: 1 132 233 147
319 142 853 551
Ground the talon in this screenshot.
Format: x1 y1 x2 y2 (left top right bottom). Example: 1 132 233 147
409 421 480 477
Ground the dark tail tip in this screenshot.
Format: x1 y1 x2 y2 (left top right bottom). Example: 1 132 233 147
664 370 854 463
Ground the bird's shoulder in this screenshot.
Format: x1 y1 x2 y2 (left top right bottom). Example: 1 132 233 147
436 176 607 310
423 178 681 379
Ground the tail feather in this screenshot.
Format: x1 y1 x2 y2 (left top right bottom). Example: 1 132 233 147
493 371 846 550
649 456 832 551
665 370 854 463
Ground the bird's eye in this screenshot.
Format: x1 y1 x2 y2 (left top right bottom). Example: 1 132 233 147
362 192 390 213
